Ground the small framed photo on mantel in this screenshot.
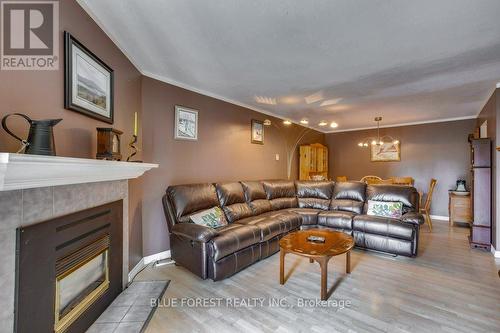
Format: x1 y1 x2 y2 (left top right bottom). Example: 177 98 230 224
251 119 264 144
64 31 114 124
174 105 198 140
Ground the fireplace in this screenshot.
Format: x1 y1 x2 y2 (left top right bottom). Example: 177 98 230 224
15 200 123 333
0 153 157 332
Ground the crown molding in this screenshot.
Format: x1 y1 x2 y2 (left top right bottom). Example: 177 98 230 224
140 71 322 131
325 115 478 134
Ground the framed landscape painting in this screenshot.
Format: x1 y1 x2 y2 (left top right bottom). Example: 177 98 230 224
64 31 114 123
174 106 198 140
371 142 401 162
251 119 264 144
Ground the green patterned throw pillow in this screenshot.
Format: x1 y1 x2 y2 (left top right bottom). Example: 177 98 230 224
189 207 228 228
367 200 403 219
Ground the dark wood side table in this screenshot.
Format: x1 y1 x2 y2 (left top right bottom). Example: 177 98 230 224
279 229 354 300
449 192 472 226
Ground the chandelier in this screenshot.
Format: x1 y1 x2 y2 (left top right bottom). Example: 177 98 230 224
357 117 399 147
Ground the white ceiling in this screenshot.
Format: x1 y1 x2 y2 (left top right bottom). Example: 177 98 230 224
79 0 500 132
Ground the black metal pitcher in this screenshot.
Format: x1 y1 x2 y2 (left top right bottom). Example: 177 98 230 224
2 113 62 155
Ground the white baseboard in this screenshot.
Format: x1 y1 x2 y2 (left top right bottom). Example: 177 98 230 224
491 245 500 258
128 250 172 283
128 258 145 283
429 215 449 221
144 250 171 265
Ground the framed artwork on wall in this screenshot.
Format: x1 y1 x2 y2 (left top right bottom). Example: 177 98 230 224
371 141 401 162
64 31 114 124
174 105 198 140
251 119 264 144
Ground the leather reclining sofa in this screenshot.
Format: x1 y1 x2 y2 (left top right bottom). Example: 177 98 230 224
163 180 424 281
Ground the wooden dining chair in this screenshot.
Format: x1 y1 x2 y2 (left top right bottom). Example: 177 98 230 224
390 176 414 186
336 176 348 182
420 179 437 231
360 175 382 184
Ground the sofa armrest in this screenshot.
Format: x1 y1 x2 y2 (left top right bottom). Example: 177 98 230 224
401 212 425 225
171 223 219 243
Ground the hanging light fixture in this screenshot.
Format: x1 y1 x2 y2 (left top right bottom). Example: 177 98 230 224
357 117 399 148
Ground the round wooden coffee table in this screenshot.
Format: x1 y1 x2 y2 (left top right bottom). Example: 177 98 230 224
279 229 354 300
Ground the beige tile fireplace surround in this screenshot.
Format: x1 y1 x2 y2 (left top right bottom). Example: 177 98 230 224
0 153 157 333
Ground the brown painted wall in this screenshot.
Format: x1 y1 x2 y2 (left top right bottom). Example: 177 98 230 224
476 89 498 248
325 119 476 216
141 76 325 256
0 1 144 270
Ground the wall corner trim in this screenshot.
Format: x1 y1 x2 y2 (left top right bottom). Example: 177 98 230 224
128 250 171 283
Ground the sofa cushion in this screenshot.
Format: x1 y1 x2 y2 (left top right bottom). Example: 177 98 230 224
330 181 366 214
235 210 301 241
249 199 272 215
166 183 220 223
353 232 415 256
366 185 419 213
215 182 254 223
353 215 416 241
295 181 334 199
288 208 321 225
240 181 272 215
223 203 254 223
270 197 298 210
208 224 261 261
295 181 333 210
317 210 354 230
298 198 330 210
333 181 366 202
330 199 364 215
367 200 403 219
262 180 296 199
189 206 228 228
241 181 267 201
216 182 246 206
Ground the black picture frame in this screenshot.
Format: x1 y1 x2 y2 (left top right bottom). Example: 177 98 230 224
251 119 264 144
64 31 114 124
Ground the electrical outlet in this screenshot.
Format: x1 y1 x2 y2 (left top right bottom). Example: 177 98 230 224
275 154 280 161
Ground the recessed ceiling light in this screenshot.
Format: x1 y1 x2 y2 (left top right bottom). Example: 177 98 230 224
304 91 324 104
318 121 327 126
320 98 342 107
254 95 277 105
280 96 301 104
330 122 338 128
300 119 309 125
283 120 292 125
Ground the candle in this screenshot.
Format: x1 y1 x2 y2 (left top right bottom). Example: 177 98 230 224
134 112 138 136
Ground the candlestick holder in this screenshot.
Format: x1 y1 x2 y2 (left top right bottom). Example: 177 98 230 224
126 134 142 162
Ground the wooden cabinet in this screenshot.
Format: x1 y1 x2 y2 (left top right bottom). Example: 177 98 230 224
448 193 472 226
299 143 328 180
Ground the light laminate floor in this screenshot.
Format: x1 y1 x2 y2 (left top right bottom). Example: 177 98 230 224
136 221 500 333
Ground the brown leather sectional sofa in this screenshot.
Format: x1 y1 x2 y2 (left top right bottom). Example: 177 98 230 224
163 180 424 281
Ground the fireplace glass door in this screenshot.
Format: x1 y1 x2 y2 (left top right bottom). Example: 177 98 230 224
54 236 110 333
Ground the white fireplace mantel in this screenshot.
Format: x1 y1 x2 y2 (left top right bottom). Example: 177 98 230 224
0 153 158 191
